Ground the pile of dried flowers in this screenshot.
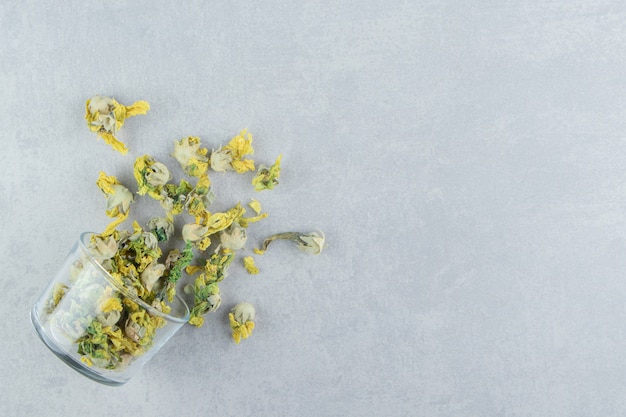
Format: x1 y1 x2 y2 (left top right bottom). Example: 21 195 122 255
45 95 325 370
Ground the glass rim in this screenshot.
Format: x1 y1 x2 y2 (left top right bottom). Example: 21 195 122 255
78 232 190 323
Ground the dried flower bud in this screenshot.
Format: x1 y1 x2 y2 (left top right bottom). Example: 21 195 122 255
173 136 208 165
87 95 115 115
229 302 256 344
145 161 171 187
231 302 255 324
209 148 233 172
89 236 118 261
141 263 165 292
124 318 146 343
206 293 222 313
130 230 159 251
219 223 247 251
97 310 121 327
86 95 149 154
182 223 208 243
106 184 134 215
296 231 325 255
146 217 174 242
260 231 326 255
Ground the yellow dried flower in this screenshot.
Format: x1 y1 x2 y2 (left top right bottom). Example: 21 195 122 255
85 95 149 154
100 297 123 313
224 129 254 158
229 303 256 344
189 316 205 327
210 129 255 173
204 203 246 236
252 155 282 191
172 136 209 177
134 155 169 200
96 172 134 236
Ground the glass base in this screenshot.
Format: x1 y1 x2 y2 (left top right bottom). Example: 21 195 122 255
30 307 127 386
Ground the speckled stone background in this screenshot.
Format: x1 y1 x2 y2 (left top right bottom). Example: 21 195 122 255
2 1 626 416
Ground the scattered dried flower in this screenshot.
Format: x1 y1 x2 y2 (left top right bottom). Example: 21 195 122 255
46 102 326 372
172 136 209 177
259 231 325 255
85 95 149 154
182 223 208 243
252 154 282 191
229 302 256 344
146 217 174 242
219 223 247 251
140 263 166 292
209 147 233 172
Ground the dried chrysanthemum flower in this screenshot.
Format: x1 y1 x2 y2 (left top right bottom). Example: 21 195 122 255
96 172 134 216
209 147 233 172
146 217 174 242
145 161 171 187
85 95 150 154
129 226 160 252
124 317 147 343
210 129 255 173
172 136 209 177
96 172 134 235
89 235 118 262
252 155 282 191
229 302 256 344
187 281 222 327
97 309 121 327
258 231 325 255
219 223 247 251
134 155 170 200
140 262 165 292
182 223 208 243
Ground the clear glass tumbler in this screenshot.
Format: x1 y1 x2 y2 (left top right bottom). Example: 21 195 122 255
31 233 190 386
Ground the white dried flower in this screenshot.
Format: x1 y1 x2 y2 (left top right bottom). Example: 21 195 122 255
141 263 165 292
125 318 146 343
90 236 118 262
145 161 171 187
296 231 326 255
90 114 117 134
209 148 233 172
146 217 174 241
260 231 326 255
231 302 255 323
164 249 182 269
129 229 159 250
159 194 175 213
206 293 222 313
172 137 208 167
106 184 134 215
88 96 118 135
97 310 121 327
219 223 247 251
87 95 115 115
182 223 208 242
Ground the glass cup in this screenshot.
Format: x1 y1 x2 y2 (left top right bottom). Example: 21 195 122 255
31 233 190 386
